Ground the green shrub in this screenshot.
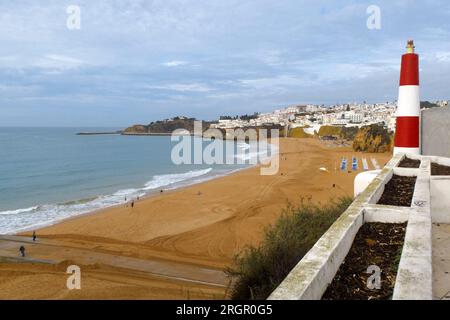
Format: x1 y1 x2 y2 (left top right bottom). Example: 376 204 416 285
226 196 353 300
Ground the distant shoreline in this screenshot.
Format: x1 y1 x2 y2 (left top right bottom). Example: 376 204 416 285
76 131 122 135
121 132 192 136
76 131 192 136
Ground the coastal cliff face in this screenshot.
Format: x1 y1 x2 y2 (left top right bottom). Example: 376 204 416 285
352 124 393 153
123 125 148 133
317 125 358 140
289 124 393 153
287 127 313 138
123 117 214 134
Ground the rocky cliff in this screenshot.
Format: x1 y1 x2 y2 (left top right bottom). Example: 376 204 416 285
352 124 393 153
123 117 214 134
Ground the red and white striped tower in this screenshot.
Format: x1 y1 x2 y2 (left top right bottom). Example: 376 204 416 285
394 40 421 155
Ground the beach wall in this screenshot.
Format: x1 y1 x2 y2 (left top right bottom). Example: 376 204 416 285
422 108 450 158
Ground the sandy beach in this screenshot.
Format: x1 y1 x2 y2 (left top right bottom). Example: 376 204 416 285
0 138 391 299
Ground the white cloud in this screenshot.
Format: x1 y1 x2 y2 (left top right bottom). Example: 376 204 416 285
45 54 84 65
239 75 307 88
1 1 450 126
147 83 213 92
30 54 86 73
0 53 87 72
256 50 284 66
436 52 450 62
162 60 188 67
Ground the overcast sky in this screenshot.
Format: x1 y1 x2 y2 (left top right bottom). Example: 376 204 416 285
1 0 449 127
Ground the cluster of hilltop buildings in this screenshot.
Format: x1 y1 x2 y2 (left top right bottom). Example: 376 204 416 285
210 100 449 133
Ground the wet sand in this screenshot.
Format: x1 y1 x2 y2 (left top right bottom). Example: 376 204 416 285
0 138 391 299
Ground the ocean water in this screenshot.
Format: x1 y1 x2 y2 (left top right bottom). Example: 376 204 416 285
0 127 274 234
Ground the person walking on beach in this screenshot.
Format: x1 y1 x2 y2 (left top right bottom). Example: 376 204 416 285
131 201 134 208
19 245 25 257
32 231 36 242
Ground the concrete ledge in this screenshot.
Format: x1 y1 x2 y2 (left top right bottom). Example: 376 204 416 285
432 156 450 167
268 154 404 300
388 159 432 299
393 167 420 176
363 205 411 223
268 205 364 300
269 153 439 300
394 217 433 300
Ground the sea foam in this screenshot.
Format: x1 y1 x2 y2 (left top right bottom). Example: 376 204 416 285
0 168 213 234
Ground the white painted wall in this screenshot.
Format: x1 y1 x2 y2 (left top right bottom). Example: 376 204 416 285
431 177 450 223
